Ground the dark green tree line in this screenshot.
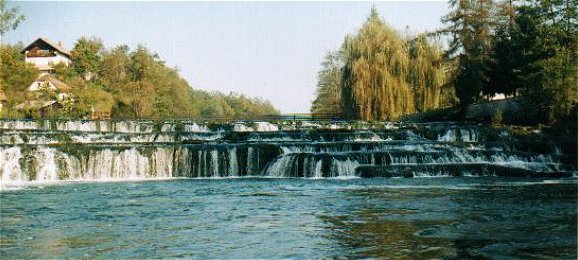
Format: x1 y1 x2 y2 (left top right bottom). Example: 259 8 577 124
441 0 496 109
442 0 577 124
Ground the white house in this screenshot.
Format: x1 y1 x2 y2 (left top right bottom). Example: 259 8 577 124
21 38 71 73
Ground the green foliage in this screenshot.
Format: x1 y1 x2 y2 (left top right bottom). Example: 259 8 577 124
53 62 78 82
441 0 496 109
100 45 131 88
520 0 577 125
0 44 38 106
70 37 103 81
192 91 278 120
0 0 25 36
341 8 415 121
71 84 115 117
120 81 156 118
311 51 343 117
3 35 279 120
408 34 448 112
485 0 577 124
312 8 452 121
437 0 577 125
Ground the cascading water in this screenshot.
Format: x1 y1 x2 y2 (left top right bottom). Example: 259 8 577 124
229 147 238 175
0 119 574 186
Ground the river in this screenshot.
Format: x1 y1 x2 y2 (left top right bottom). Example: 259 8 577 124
0 120 576 258
1 178 576 258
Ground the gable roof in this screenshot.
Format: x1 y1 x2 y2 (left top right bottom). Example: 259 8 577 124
34 74 71 91
14 100 59 110
21 38 71 57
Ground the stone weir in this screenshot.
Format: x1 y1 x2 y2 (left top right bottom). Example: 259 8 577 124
0 119 575 185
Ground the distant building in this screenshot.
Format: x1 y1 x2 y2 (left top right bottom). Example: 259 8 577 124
14 100 63 118
16 38 112 119
15 74 71 117
12 38 72 117
21 38 71 73
28 74 71 92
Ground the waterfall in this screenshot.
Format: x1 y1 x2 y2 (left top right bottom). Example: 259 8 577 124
234 124 253 132
438 129 456 142
210 150 220 176
330 159 359 177
0 147 24 184
313 160 323 178
265 155 296 177
254 122 279 132
0 119 574 186
184 123 209 133
35 148 58 181
229 147 238 175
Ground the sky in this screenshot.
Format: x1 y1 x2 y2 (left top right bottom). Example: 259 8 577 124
4 1 450 113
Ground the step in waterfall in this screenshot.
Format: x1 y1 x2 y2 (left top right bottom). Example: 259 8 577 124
0 119 575 186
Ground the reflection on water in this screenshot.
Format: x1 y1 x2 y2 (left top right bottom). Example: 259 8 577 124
321 182 577 258
320 187 459 258
1 178 576 258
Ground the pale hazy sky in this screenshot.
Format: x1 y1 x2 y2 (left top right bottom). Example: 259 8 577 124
4 1 449 113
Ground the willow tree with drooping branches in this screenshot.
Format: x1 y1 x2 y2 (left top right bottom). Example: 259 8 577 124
341 8 415 121
408 34 448 112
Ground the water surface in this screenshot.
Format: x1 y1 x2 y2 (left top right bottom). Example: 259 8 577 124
1 177 576 258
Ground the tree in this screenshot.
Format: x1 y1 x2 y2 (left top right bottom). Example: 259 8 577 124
408 34 448 112
311 8 455 120
0 44 38 107
486 27 517 97
71 37 104 81
5 33 280 120
0 0 24 36
341 8 415 121
71 84 115 118
515 0 577 124
100 45 131 89
121 81 156 118
311 51 343 117
441 0 497 109
130 44 158 81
